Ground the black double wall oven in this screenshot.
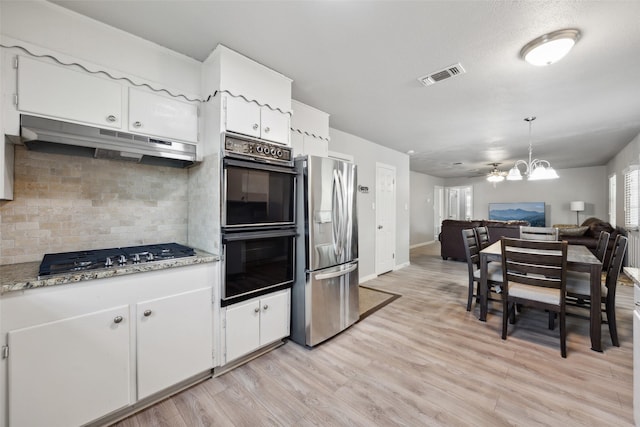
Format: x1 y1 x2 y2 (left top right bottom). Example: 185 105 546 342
221 134 297 307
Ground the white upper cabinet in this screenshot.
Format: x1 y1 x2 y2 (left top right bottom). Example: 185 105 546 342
15 56 199 144
223 94 290 144
202 45 292 146
128 88 199 143
290 99 330 157
290 99 330 141
17 55 124 129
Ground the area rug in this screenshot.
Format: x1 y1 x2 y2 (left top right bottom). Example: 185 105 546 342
358 286 401 321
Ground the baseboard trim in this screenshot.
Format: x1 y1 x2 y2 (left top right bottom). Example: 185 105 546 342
410 240 435 249
359 273 378 284
393 262 410 271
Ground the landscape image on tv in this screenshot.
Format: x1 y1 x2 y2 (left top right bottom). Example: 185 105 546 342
489 202 545 227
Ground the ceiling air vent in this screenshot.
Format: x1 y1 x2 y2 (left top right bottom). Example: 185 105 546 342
418 63 466 87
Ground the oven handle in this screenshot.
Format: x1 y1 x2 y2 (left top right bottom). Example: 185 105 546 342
222 228 297 242
223 157 297 174
314 262 358 281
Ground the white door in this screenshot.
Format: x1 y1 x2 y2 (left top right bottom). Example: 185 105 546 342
224 298 261 363
434 185 444 237
136 287 213 400
259 290 290 345
375 163 396 275
7 306 131 427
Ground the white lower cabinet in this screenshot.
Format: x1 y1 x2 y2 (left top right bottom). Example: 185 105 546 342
224 289 290 364
0 262 217 427
136 287 212 400
7 305 131 427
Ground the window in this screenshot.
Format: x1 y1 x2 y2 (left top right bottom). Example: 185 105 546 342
624 166 639 229
609 174 616 227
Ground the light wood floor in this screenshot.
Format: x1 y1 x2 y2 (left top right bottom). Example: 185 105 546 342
114 242 634 426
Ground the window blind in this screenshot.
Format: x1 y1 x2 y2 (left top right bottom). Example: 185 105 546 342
624 166 639 229
609 174 616 227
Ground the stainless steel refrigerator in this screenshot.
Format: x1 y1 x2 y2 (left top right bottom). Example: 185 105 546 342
291 155 359 347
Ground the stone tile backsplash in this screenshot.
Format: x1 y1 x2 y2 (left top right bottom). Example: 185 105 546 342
0 146 189 265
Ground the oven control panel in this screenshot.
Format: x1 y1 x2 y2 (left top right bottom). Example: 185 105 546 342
224 135 292 164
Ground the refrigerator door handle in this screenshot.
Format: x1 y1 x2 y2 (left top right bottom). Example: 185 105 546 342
314 262 358 281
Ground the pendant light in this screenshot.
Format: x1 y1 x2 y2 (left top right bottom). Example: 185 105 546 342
506 117 559 181
486 163 506 183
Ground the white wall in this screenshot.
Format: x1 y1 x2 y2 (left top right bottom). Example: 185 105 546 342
443 166 608 226
328 128 410 281
607 131 640 227
410 171 444 246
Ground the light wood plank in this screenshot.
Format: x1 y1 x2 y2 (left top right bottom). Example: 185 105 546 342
112 243 634 426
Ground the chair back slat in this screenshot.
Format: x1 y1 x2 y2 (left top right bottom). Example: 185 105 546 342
462 228 479 268
605 235 628 293
595 231 611 263
474 226 491 250
501 238 567 292
519 226 559 241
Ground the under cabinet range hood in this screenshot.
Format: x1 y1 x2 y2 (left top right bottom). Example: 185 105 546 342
19 115 197 168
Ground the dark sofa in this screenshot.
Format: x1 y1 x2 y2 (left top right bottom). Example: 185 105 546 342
439 219 529 261
556 217 626 267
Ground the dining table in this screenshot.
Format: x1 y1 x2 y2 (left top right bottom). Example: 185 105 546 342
479 240 604 352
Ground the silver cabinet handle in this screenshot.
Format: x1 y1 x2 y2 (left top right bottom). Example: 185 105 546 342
113 316 124 324
264 126 270 133
252 123 259 130
254 307 260 313
263 304 269 310
133 121 142 128
143 310 152 317
107 115 117 122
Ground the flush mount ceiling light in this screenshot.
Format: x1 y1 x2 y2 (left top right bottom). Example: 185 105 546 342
486 163 507 183
507 117 559 181
520 29 581 66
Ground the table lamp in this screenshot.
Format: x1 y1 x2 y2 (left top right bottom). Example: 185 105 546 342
570 201 585 225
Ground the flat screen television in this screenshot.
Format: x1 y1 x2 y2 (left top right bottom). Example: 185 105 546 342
488 202 545 227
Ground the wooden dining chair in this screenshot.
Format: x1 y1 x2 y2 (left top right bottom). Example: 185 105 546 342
474 226 491 250
500 238 568 357
566 235 628 346
519 226 559 241
462 228 503 311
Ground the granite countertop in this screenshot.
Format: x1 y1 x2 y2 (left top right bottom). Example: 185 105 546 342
623 267 640 285
0 250 219 295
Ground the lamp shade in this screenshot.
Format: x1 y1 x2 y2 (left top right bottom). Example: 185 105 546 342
570 201 585 212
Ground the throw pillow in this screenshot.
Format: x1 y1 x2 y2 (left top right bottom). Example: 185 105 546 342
559 226 589 237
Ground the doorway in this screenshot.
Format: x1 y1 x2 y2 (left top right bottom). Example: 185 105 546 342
375 163 396 275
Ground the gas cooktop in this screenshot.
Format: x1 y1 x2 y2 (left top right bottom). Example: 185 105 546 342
38 243 196 277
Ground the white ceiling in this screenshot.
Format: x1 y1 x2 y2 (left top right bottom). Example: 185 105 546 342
50 0 640 178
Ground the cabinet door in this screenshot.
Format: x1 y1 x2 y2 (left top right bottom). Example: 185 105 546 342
128 88 199 143
260 289 291 345
7 305 131 427
136 287 213 400
224 95 260 138
17 56 123 129
260 106 290 145
225 298 260 363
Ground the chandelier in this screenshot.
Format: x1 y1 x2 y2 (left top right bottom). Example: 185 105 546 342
486 163 506 183
506 117 559 181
